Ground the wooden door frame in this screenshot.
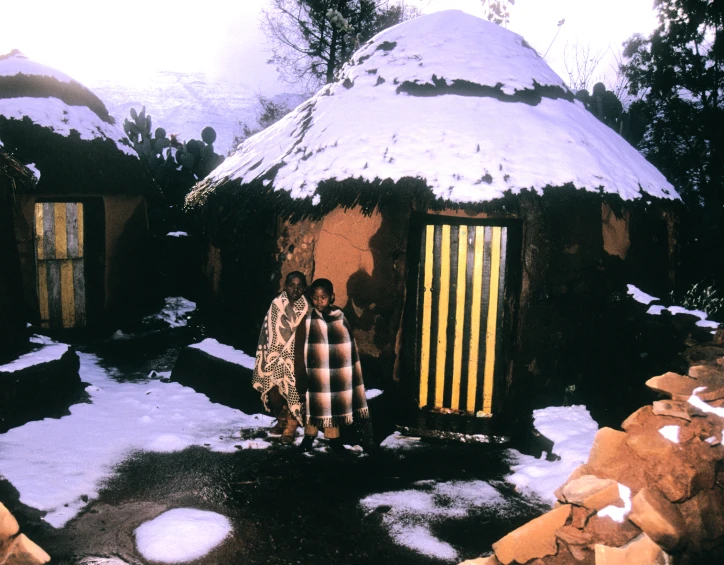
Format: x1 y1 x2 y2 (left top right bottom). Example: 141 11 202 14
399 214 522 418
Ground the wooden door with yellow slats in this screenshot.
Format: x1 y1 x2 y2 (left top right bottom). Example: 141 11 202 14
417 223 507 416
35 202 87 328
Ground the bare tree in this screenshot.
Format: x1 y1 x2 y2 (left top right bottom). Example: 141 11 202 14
480 0 515 26
261 0 419 93
563 39 606 92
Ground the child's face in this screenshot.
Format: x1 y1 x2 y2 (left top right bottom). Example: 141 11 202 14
285 276 306 302
311 287 334 312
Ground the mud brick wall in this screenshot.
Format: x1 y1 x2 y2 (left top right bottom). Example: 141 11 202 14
463 328 724 565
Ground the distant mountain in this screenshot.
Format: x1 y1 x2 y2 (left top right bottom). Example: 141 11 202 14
85 71 305 156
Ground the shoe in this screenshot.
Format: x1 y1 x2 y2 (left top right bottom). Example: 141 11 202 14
280 413 299 445
300 435 315 452
269 406 289 435
328 437 346 452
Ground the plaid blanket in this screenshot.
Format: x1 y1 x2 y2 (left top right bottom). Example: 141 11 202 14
302 308 369 428
252 292 309 425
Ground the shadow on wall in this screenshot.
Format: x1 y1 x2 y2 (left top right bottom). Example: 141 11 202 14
342 200 411 390
107 201 159 322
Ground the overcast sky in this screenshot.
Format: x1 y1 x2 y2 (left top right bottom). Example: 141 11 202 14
1 0 659 93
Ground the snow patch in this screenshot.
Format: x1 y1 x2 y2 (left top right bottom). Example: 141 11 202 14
202 11 675 205
0 52 75 83
0 352 268 527
506 405 599 505
688 389 724 418
659 425 680 443
0 97 136 158
360 480 510 560
145 297 196 328
380 431 423 450
135 508 231 563
626 284 658 305
166 231 188 237
0 343 69 373
25 162 40 180
597 484 632 523
189 338 255 369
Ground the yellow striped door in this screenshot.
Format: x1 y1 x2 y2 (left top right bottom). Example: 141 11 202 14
417 224 507 416
34 202 86 328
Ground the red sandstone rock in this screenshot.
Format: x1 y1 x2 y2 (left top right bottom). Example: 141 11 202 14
527 541 588 565
586 428 647 493
678 487 724 553
594 534 669 565
586 514 641 548
0 502 19 538
559 475 622 511
570 505 595 529
652 400 691 421
628 487 687 551
556 524 593 546
646 372 699 399
458 557 499 565
2 534 50 565
492 505 571 565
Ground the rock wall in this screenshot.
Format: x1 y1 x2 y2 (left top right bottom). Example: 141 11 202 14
0 502 49 564
462 330 724 565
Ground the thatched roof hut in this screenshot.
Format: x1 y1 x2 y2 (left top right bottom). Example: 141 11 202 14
0 50 158 329
186 11 680 431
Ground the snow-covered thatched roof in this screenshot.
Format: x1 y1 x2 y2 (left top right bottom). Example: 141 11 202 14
189 10 677 210
0 50 156 196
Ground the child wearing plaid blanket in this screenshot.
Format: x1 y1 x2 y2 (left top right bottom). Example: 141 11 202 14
294 278 374 453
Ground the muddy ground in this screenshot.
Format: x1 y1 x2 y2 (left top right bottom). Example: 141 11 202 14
1 322 548 565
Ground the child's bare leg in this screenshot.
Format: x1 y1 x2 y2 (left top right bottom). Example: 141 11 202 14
266 386 288 434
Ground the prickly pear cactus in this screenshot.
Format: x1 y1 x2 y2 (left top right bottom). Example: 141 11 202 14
124 107 225 207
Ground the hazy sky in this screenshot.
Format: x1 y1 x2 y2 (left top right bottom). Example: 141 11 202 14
1 0 659 93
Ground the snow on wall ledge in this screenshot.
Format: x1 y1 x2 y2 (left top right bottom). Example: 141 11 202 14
200 10 677 205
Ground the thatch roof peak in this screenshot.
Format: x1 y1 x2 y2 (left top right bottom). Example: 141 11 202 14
189 10 677 210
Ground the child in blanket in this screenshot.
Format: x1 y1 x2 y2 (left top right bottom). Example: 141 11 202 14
294 278 374 453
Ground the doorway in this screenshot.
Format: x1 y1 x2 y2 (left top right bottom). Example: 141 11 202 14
409 219 513 417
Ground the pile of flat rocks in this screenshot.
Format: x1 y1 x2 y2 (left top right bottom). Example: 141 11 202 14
462 334 724 565
0 502 49 564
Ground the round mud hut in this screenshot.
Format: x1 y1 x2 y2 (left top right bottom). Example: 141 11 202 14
186 11 680 433
0 50 158 330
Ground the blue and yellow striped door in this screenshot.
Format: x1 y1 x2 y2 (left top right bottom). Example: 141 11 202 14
418 224 507 416
34 202 86 328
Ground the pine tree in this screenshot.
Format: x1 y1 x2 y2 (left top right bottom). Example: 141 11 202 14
621 0 723 282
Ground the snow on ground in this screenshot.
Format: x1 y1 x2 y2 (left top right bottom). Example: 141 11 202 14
190 338 255 369
627 283 720 329
202 11 675 206
380 431 425 451
0 352 266 528
166 231 188 237
0 339 69 373
505 405 599 505
360 480 514 561
626 284 659 305
144 297 196 328
135 508 231 563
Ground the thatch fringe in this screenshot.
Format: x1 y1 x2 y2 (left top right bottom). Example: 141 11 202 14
396 77 574 106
